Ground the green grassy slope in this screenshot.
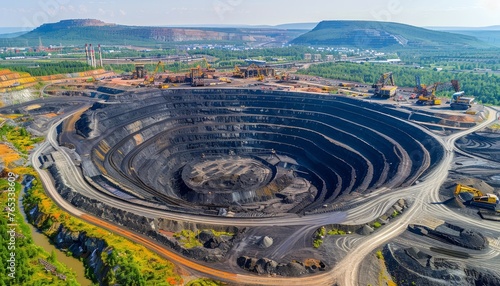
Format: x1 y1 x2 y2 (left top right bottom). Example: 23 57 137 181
291 20 484 49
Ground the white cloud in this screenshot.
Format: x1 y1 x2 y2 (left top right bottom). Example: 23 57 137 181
479 0 500 10
78 5 88 14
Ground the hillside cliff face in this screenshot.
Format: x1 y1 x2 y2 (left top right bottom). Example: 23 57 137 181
33 19 114 32
16 19 303 45
291 20 482 49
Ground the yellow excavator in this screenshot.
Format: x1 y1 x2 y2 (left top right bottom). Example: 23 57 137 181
455 184 499 210
143 60 165 86
416 80 459 106
416 82 442 105
256 67 264 81
233 65 245 78
202 57 216 73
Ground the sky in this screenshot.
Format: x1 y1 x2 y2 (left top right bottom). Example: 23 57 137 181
0 0 499 29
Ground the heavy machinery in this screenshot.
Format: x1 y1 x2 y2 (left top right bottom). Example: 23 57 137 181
372 72 397 98
413 75 426 97
159 84 169 89
455 184 499 210
219 77 232 83
416 82 442 105
416 79 462 106
449 80 475 110
233 65 245 78
190 65 204 87
451 91 475 110
256 66 264 81
143 61 165 86
129 64 146 79
246 63 264 81
202 57 216 73
275 72 290 81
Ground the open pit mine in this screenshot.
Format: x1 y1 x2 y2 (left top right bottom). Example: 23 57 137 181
73 88 443 215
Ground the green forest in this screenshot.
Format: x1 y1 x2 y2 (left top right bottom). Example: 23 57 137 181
0 61 95 76
299 62 500 105
189 46 314 64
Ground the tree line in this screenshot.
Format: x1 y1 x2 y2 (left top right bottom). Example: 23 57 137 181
1 61 95 76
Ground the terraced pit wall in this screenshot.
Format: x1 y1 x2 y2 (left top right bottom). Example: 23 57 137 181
76 88 445 214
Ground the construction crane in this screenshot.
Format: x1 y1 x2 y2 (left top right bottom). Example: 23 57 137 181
372 72 397 98
455 184 499 210
143 61 165 86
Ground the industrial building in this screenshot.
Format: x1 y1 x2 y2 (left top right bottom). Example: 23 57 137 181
233 64 275 79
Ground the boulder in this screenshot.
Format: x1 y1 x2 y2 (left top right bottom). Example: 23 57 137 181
358 224 374 235
259 236 274 248
197 230 215 243
204 237 223 249
393 205 403 213
277 261 307 277
397 199 406 208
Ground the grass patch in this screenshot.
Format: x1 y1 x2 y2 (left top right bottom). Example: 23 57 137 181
489 123 500 130
375 249 397 286
173 230 203 249
313 226 326 248
0 123 44 154
0 113 24 120
172 229 235 249
210 229 234 237
186 278 224 286
313 239 323 248
391 210 400 218
0 143 22 167
327 228 346 235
